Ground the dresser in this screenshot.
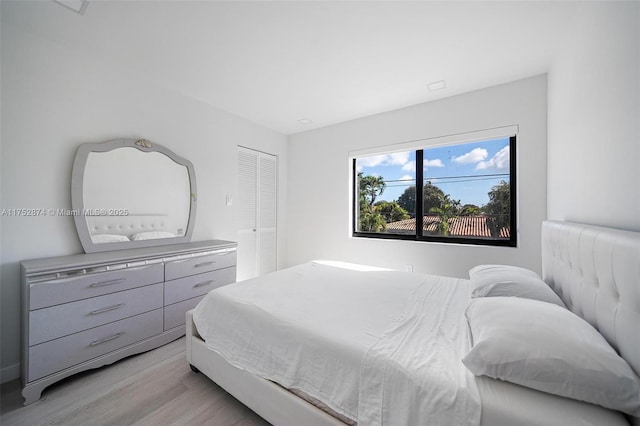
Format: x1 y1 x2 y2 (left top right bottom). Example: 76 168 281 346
21 239 236 405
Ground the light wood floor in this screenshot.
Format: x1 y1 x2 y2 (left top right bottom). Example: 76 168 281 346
0 337 270 426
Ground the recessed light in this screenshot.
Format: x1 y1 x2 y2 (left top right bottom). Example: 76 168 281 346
427 80 447 92
297 118 313 125
52 0 89 15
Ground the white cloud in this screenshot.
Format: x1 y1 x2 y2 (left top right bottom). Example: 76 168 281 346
399 174 414 181
388 151 410 165
401 158 443 174
356 154 387 169
476 146 510 170
424 158 444 168
356 152 444 173
402 160 416 172
356 151 411 171
453 148 488 164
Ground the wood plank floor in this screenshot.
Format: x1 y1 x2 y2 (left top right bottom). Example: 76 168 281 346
0 337 270 426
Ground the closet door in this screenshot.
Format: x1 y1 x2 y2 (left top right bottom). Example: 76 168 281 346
237 147 277 281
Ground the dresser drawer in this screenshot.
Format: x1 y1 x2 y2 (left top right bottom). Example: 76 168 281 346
164 250 236 281
164 296 203 330
29 263 164 310
28 309 163 382
164 267 236 305
29 283 163 346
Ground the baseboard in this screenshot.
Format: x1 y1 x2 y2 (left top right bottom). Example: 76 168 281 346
1 363 20 384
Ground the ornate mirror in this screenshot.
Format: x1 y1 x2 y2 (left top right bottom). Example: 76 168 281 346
71 138 197 253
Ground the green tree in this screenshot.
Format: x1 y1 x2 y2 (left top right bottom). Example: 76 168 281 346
423 183 448 214
357 172 387 232
359 210 387 232
460 204 481 216
397 183 449 218
484 180 510 237
429 199 461 236
397 186 416 217
359 173 386 208
374 201 410 224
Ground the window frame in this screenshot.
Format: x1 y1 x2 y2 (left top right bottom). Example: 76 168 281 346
352 135 517 247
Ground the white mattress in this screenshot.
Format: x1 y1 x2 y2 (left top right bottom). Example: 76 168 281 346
476 377 628 425
193 261 629 426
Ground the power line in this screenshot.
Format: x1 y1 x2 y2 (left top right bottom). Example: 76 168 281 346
381 172 508 184
431 176 509 185
383 175 509 188
426 172 509 181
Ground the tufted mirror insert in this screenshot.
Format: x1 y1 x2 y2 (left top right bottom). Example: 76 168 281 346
71 138 197 253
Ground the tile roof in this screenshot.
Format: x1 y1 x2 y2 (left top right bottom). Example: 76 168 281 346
385 215 510 239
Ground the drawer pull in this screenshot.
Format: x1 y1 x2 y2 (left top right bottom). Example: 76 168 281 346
89 332 124 347
194 261 215 268
89 303 125 316
194 280 215 288
89 278 125 288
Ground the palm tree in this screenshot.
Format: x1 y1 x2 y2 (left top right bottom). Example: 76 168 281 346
358 173 386 208
359 210 387 232
429 199 460 236
357 173 387 232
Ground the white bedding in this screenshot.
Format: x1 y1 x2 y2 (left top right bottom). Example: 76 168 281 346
358 273 480 426
193 260 480 424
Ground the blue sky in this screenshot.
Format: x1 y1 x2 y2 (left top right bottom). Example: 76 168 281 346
356 137 510 207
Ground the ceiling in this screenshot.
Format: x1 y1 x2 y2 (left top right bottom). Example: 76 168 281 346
2 1 581 135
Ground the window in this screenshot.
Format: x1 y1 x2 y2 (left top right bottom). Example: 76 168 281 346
353 135 516 246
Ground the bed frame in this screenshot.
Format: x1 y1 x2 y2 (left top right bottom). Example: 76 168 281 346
186 220 640 425
185 311 344 425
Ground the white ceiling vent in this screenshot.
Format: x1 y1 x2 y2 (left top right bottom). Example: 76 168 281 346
427 80 447 92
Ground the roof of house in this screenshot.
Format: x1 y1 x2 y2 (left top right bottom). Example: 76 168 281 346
385 215 510 239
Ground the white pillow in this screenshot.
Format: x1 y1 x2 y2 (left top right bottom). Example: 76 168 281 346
463 297 640 417
90 233 130 243
130 231 176 241
469 264 565 307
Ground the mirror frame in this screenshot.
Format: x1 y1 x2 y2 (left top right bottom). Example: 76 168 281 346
71 138 197 253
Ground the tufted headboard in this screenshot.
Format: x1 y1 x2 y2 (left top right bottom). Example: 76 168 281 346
541 220 640 379
86 214 169 238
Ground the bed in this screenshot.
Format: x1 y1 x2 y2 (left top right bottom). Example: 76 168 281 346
185 220 640 425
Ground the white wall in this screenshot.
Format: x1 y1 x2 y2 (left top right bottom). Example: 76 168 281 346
548 1 640 230
0 25 287 381
287 75 548 278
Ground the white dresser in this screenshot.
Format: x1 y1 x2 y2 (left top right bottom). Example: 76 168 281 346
21 239 236 405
